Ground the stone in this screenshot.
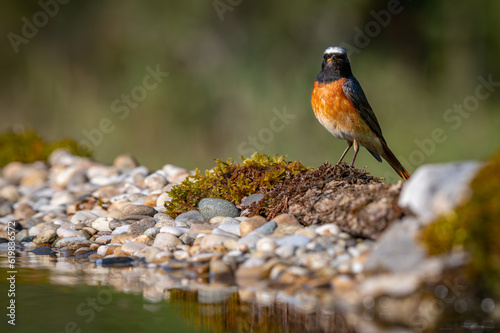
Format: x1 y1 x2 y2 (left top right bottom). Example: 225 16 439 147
239 216 267 237
399 161 482 223
144 194 160 207
0 185 20 202
122 204 157 217
144 227 161 238
13 202 36 219
95 256 135 268
316 223 340 236
77 230 91 239
251 221 277 236
128 218 156 236
256 237 277 252
54 237 88 248
91 217 115 232
144 172 167 190
156 193 171 207
33 228 57 244
0 201 12 217
200 234 236 251
175 210 205 223
364 217 426 274
56 227 78 238
70 210 98 224
276 235 311 248
160 226 187 237
112 224 130 235
210 260 233 284
121 241 147 255
272 213 300 226
198 198 239 220
113 154 139 172
111 234 134 244
218 223 241 237
241 193 265 207
153 232 182 250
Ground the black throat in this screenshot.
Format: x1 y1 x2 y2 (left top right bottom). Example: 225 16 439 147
315 60 353 83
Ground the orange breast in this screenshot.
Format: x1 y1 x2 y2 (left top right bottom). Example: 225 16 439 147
311 79 374 144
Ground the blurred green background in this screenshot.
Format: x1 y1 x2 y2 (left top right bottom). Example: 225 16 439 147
1 1 499 182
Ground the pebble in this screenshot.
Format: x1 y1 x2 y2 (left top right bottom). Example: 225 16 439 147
13 202 36 219
160 226 187 237
122 204 157 217
56 227 78 238
272 214 300 226
70 210 98 224
198 198 239 220
112 224 130 235
217 223 241 237
91 217 114 231
239 216 267 237
33 228 57 244
175 210 205 223
95 256 135 268
153 232 182 250
121 241 147 255
316 223 340 236
128 218 156 236
200 234 236 251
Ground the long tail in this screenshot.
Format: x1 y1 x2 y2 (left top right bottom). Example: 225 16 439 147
380 141 411 180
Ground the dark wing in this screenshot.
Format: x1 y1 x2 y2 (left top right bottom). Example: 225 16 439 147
342 77 386 144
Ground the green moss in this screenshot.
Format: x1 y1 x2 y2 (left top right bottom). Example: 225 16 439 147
165 153 311 217
421 150 500 296
0 130 91 167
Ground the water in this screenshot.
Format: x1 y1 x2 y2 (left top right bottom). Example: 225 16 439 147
0 252 351 333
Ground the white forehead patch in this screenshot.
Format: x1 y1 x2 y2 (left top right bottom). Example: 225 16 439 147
324 46 346 55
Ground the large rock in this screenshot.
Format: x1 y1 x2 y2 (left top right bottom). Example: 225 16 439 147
399 162 482 223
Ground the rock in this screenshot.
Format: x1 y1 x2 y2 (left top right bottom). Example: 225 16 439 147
144 227 161 238
275 244 296 258
111 234 134 244
315 223 340 236
156 193 171 207
112 224 130 235
113 154 139 172
175 210 205 223
33 228 57 244
198 198 239 220
276 235 311 248
153 233 182 250
239 216 267 237
128 218 156 236
122 204 157 217
217 223 241 237
77 230 91 239
144 194 159 207
0 201 12 217
56 227 78 238
200 234 236 251
399 161 482 223
210 260 233 284
364 217 426 274
0 185 20 202
144 172 167 190
241 193 265 207
272 213 300 226
121 242 147 255
13 202 36 219
256 237 277 252
70 210 98 224
54 237 88 248
2 161 25 184
162 164 189 184
251 221 277 236
50 191 75 206
15 229 29 242
160 226 187 237
95 256 135 268
91 217 115 232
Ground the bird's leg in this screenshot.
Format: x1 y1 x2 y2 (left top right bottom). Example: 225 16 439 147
337 142 353 164
350 140 360 166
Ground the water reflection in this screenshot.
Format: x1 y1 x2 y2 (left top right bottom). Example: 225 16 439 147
1 252 353 333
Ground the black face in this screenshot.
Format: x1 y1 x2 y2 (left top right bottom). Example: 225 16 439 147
316 47 352 82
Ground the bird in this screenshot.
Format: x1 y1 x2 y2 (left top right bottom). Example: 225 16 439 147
311 46 411 180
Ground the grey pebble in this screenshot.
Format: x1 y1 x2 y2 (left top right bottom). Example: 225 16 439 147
198 198 239 220
175 210 205 223
122 204 157 217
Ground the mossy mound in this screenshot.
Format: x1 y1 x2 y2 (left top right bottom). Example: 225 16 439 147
0 130 91 167
165 153 311 217
421 150 500 297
